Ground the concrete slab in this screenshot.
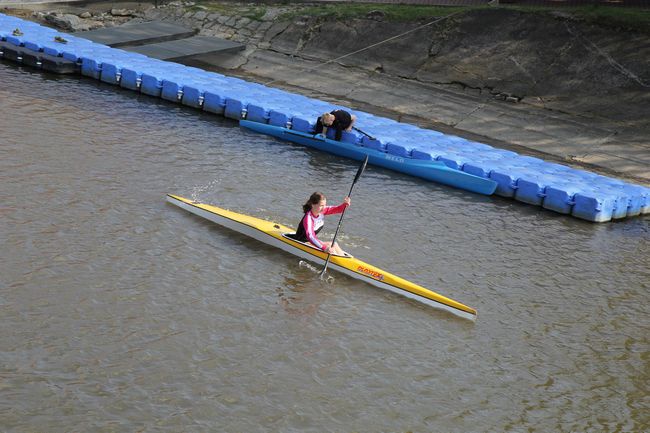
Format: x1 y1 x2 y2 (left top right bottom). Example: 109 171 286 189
123 35 245 60
79 21 196 47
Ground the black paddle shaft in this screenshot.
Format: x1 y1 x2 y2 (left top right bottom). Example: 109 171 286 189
353 126 376 141
320 155 369 277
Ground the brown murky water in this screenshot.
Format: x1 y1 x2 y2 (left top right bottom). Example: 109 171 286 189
1 62 648 432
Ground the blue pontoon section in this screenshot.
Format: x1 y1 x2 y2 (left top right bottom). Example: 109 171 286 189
2 14 648 222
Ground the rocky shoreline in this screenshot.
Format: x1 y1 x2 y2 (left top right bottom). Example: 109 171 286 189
5 1 650 184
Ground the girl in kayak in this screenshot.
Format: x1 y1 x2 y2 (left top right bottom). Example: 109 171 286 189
314 109 357 141
293 192 350 254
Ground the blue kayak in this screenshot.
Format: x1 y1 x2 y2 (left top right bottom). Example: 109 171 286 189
240 120 497 196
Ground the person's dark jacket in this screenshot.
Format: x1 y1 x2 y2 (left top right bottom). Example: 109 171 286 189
314 109 352 141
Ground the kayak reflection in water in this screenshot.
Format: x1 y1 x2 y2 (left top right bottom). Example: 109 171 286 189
292 192 350 255
314 109 356 141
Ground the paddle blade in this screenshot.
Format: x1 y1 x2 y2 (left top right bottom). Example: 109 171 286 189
354 155 369 184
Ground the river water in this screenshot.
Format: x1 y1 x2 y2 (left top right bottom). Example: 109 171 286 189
0 62 648 432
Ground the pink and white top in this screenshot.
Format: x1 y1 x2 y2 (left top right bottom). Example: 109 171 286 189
294 203 348 250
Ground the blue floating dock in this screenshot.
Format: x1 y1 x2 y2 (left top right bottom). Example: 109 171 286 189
1 13 648 222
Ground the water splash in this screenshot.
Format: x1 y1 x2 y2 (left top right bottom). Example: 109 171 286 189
190 179 221 201
298 260 319 273
298 260 335 283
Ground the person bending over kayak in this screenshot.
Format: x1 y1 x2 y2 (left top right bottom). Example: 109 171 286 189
293 192 350 255
314 109 356 141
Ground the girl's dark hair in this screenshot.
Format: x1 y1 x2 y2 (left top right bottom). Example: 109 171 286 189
303 192 325 213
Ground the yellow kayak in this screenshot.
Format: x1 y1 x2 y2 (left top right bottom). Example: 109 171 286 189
167 194 477 321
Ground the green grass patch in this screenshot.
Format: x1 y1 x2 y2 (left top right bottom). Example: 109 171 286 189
186 3 230 13
242 6 267 21
277 4 475 22
187 1 267 21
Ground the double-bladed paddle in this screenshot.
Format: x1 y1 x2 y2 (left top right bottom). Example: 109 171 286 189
320 155 369 278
